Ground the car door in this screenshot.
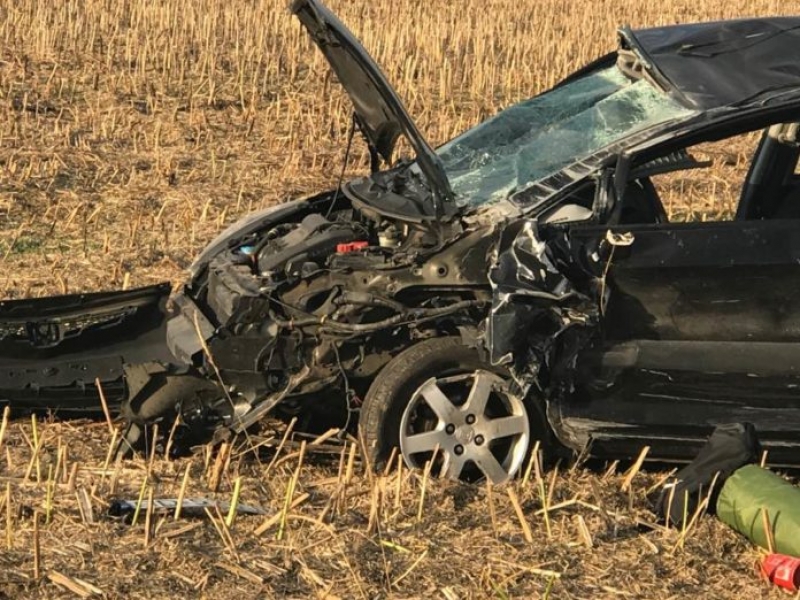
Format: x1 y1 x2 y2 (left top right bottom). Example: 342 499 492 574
557 182 800 464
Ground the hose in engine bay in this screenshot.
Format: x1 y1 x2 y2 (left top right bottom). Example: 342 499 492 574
270 299 483 334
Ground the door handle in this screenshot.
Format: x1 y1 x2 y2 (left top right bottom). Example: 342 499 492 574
606 230 635 247
599 230 635 316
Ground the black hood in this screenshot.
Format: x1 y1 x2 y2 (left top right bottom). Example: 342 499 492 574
291 0 454 207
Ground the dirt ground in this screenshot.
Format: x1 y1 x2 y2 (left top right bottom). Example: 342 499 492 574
2 0 800 597
0 418 783 599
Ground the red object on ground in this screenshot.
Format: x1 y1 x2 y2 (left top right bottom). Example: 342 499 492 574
336 241 368 253
762 553 800 591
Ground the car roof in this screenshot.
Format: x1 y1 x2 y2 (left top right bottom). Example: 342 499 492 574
624 17 800 110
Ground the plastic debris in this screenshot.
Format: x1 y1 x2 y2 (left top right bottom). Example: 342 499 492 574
762 553 800 591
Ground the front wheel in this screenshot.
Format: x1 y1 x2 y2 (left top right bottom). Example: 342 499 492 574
359 337 543 484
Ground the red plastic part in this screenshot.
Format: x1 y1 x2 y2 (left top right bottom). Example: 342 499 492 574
763 554 800 591
336 241 368 253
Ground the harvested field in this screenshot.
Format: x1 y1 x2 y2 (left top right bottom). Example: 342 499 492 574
2 0 800 597
0 417 779 598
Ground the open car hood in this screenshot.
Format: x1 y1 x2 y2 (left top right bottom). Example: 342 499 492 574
291 0 454 207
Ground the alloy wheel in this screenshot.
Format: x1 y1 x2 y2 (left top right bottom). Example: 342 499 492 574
398 370 530 484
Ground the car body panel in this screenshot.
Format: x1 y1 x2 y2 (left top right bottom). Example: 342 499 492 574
552 218 800 463
291 0 454 212
624 18 800 109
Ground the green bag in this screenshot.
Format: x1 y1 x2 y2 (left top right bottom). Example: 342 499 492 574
716 464 800 557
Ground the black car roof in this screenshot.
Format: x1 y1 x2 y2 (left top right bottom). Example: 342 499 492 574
624 17 800 110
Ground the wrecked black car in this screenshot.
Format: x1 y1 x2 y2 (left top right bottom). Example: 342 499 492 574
4 2 800 483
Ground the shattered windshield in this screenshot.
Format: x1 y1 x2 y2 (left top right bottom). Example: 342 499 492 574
435 66 694 207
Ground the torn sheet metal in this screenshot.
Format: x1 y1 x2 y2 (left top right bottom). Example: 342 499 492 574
486 220 599 391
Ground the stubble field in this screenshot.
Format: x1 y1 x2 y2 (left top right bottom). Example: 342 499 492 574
2 0 800 597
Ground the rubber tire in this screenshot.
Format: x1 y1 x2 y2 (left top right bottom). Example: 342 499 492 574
117 374 220 459
122 374 219 424
359 336 543 474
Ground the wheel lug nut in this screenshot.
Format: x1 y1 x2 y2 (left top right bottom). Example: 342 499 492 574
474 435 485 446
465 414 476 425
454 444 464 455
445 424 455 435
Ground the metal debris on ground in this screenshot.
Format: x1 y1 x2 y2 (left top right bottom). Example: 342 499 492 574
108 498 266 519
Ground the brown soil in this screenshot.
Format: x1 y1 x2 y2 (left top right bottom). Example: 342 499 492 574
2 0 799 597
0 419 779 599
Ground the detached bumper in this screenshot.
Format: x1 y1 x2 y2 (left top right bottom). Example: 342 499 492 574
0 284 175 415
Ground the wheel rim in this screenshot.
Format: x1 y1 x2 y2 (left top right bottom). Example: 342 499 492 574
398 370 530 484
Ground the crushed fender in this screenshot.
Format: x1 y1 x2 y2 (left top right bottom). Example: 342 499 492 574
486 219 600 394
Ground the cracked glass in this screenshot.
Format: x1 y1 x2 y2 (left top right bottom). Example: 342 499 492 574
435 66 694 207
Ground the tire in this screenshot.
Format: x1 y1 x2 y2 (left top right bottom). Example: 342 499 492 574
359 336 546 484
122 373 218 424
117 374 221 459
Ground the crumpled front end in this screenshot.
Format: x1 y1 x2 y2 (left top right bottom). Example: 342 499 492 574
486 220 601 389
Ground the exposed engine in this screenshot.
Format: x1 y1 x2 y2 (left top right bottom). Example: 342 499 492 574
151 193 495 446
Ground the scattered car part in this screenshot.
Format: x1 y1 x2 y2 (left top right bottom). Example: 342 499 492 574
108 498 266 520
717 465 800 557
0 284 174 415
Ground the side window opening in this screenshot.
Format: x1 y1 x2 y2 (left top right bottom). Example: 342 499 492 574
617 177 667 225
617 122 800 225
650 131 761 222
616 149 711 225
739 123 800 220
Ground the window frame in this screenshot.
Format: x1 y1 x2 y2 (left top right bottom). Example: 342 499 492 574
606 107 800 226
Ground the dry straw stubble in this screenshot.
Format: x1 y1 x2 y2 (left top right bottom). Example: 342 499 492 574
2 0 800 598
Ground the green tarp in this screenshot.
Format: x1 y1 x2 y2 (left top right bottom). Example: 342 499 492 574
716 464 800 557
